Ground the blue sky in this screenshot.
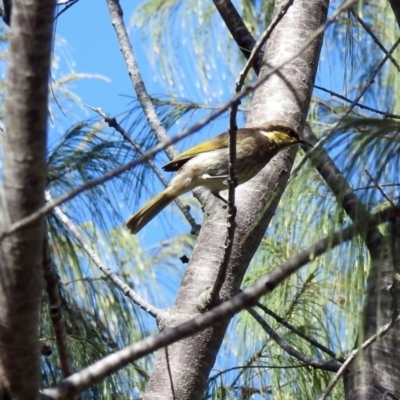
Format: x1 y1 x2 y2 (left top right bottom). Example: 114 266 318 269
55 1 151 118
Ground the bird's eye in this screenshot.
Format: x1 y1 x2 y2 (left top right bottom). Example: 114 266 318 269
286 129 295 136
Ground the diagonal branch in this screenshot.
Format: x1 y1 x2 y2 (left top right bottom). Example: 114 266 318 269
389 0 400 28
247 308 340 372
301 124 383 252
235 0 293 95
318 314 400 400
212 0 261 73
255 302 345 362
105 0 178 160
364 168 395 207
350 8 400 73
41 204 400 399
314 85 400 119
1 0 11 25
45 192 161 319
212 0 259 73
55 0 80 19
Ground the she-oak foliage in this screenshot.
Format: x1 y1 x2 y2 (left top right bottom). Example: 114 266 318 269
0 0 399 399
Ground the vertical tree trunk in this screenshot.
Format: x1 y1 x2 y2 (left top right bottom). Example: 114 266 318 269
0 0 55 398
143 1 328 399
344 221 400 399
342 3 400 398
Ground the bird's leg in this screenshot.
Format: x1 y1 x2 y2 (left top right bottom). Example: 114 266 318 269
201 173 229 204
201 173 229 180
211 191 228 204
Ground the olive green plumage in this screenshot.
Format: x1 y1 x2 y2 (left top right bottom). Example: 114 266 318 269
126 120 307 234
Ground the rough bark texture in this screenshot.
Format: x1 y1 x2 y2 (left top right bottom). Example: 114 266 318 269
0 0 55 398
303 128 400 399
344 4 400 396
344 221 400 400
143 1 328 399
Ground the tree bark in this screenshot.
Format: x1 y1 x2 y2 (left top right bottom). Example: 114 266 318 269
0 0 55 398
143 1 328 399
344 221 400 399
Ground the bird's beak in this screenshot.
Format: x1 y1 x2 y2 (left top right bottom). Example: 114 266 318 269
299 139 313 148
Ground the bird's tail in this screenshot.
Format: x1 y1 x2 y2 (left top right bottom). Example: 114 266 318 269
126 190 174 234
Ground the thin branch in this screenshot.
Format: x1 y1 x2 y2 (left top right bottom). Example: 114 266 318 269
212 0 261 73
314 85 400 119
1 0 11 25
55 0 80 19
354 183 400 192
87 106 200 235
230 269 320 388
255 303 345 362
301 125 382 253
235 0 293 94
41 204 400 399
208 114 238 303
43 230 74 378
350 8 400 73
247 308 340 372
389 0 400 29
364 168 395 206
0 0 357 243
45 192 161 319
105 0 178 160
293 34 400 177
318 315 400 400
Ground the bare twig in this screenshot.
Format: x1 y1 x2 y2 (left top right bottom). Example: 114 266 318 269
230 269 320 388
255 302 345 362
55 0 80 19
105 0 178 160
45 192 161 318
87 106 200 235
247 308 340 372
350 8 400 73
1 0 11 25
364 168 395 206
314 85 400 119
354 183 400 192
318 315 400 400
301 125 383 251
41 204 400 399
211 0 261 72
236 0 293 94
0 0 356 243
43 230 74 378
390 0 400 28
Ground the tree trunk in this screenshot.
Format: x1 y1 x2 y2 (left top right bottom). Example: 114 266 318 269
143 1 329 398
0 0 55 398
343 3 400 397
344 220 400 399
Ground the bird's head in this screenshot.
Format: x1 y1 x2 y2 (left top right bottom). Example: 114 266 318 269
257 120 311 148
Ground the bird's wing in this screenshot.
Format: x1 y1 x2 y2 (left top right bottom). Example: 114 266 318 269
163 132 229 172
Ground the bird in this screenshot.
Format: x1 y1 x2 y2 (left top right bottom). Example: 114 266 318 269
126 120 308 234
